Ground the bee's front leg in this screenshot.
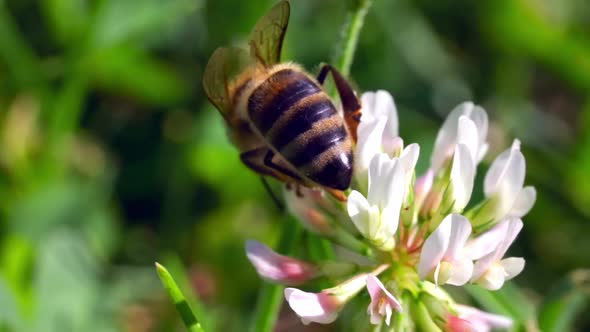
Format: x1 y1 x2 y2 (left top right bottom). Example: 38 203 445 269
316 64 362 143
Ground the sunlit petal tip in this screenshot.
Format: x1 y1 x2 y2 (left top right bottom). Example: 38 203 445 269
500 257 525 280
510 186 536 217
455 305 513 331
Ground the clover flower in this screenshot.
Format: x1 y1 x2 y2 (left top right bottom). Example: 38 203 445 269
245 90 535 329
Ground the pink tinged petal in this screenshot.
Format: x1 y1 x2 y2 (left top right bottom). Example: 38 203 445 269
500 257 525 280
284 189 332 235
347 190 372 235
445 214 472 259
284 288 340 324
457 116 479 163
450 144 475 210
509 186 536 217
456 305 513 332
447 315 473 332
245 240 316 285
418 215 452 279
415 169 434 205
366 275 402 326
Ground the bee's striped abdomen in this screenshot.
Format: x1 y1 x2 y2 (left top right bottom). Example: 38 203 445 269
247 68 353 190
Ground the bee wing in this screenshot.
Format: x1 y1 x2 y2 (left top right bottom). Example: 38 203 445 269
202 47 253 118
249 0 290 67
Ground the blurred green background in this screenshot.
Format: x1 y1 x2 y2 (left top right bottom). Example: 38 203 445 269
0 0 589 331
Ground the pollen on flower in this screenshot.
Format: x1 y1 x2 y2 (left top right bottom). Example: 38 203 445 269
245 90 534 330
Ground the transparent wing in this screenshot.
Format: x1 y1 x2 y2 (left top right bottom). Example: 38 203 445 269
249 0 290 67
202 47 252 118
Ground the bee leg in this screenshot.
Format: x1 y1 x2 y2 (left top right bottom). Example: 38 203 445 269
240 147 303 184
316 64 362 142
262 150 304 183
260 176 285 211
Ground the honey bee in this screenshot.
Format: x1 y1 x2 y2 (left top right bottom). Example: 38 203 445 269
203 0 362 199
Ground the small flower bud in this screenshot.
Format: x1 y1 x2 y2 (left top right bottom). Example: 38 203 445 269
245 240 317 285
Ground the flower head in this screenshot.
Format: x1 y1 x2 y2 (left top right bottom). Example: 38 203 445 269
244 90 533 330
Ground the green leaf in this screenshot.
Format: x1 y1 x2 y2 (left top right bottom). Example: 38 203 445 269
40 0 89 46
538 270 590 332
155 263 205 332
0 277 25 331
83 46 188 105
89 0 202 48
34 230 102 332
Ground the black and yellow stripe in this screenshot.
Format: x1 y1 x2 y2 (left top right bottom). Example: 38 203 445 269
246 68 353 190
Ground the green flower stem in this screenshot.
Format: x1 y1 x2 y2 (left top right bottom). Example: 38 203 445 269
332 0 373 77
155 263 205 332
249 216 302 332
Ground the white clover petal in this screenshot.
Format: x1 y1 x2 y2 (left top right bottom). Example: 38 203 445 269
284 288 340 324
476 263 506 290
347 190 373 235
367 153 394 206
399 143 420 200
445 214 472 259
447 257 474 286
494 218 523 259
399 143 420 174
361 90 398 136
509 186 536 217
500 257 525 280
484 140 526 219
431 102 488 172
418 215 452 279
471 218 524 288
457 116 479 163
465 221 510 260
450 144 475 211
356 118 388 183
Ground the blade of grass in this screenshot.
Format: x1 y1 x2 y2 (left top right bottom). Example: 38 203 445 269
332 0 373 77
155 262 205 332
